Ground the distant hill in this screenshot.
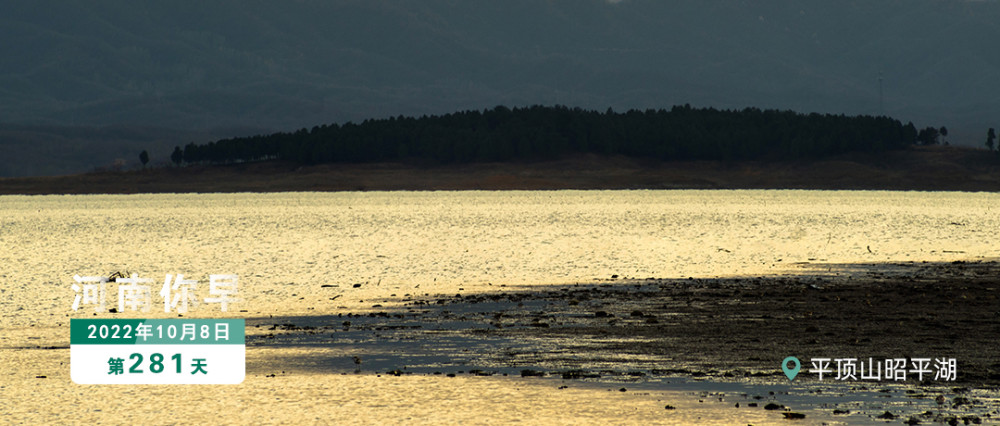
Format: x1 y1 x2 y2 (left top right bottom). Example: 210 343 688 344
180 105 922 166
0 124 245 177
3 0 1000 176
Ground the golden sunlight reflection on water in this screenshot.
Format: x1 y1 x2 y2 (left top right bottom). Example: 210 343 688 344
2 190 997 325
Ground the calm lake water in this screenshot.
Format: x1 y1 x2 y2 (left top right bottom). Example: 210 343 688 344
2 190 998 326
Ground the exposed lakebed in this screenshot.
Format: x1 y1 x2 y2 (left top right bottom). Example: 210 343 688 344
248 261 1000 424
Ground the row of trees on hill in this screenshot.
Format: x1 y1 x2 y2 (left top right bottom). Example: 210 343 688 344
165 105 925 166
987 128 999 152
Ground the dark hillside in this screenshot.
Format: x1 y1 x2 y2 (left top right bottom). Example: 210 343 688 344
179 105 919 166
2 146 997 194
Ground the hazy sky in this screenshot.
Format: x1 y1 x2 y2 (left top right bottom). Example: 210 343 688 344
3 1 997 130
2 0 999 175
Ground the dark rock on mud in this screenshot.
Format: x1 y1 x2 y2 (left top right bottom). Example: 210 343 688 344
520 369 545 377
877 411 897 419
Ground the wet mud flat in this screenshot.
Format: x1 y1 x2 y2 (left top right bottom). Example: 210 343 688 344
250 261 1000 423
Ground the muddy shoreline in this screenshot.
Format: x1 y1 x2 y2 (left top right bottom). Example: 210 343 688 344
4 146 1000 194
247 261 1000 423
481 263 1000 387
253 261 1000 385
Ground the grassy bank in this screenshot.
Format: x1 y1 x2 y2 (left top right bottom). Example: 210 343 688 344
1 146 998 194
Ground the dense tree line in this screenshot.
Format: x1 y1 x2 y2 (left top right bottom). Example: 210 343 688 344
175 105 921 166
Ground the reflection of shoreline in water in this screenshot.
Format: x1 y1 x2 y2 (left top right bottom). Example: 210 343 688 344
248 262 1000 423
